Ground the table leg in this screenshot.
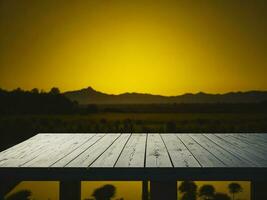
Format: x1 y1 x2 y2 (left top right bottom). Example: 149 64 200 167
60 181 81 200
252 181 267 200
150 181 177 200
142 180 149 200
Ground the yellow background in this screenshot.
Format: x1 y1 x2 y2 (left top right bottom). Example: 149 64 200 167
0 0 266 95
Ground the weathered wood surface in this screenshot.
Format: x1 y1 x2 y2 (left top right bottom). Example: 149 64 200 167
1 133 267 168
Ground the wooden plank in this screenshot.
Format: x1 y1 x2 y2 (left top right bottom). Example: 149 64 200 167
204 134 267 167
253 133 267 142
115 134 147 167
1 133 267 169
52 134 105 167
161 134 200 167
0 134 39 156
178 134 224 167
0 134 69 167
190 134 252 167
90 134 131 167
216 134 267 162
240 133 267 144
66 134 120 167
0 134 50 160
234 134 267 150
23 134 96 167
146 134 172 167
218 134 267 159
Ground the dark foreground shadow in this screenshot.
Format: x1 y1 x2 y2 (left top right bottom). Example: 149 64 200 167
4 190 31 200
178 181 242 200
85 184 124 200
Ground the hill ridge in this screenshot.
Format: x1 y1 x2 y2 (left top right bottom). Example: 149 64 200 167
64 87 267 104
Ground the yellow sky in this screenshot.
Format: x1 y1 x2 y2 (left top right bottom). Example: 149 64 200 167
0 0 266 95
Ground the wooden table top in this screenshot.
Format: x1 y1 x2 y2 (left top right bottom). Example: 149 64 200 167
1 133 267 181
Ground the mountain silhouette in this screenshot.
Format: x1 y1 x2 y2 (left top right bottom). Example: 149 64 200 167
64 87 267 104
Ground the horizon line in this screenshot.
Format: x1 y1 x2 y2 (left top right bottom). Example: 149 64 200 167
1 86 267 97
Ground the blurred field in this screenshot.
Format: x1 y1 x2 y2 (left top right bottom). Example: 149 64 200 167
1 112 267 151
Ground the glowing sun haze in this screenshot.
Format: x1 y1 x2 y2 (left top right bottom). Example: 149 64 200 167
0 0 266 95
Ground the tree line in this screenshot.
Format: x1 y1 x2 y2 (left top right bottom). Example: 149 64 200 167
0 87 76 115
